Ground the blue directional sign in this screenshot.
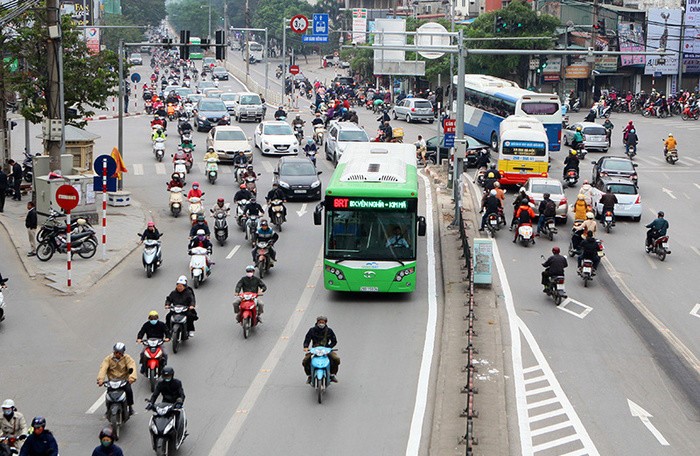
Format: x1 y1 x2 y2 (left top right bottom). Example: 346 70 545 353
93 154 117 177
313 14 329 36
443 133 455 148
302 35 329 43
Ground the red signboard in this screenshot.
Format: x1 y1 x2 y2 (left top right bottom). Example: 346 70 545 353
289 65 300 75
290 15 309 34
55 184 80 211
443 119 456 134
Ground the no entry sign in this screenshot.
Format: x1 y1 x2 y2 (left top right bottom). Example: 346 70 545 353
55 185 80 212
289 65 300 75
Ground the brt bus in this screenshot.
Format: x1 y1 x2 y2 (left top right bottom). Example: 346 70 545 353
454 74 562 151
313 143 426 293
189 37 203 60
498 116 549 185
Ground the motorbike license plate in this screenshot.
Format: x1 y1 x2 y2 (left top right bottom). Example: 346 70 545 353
490 220 498 225
294 189 306 194
605 216 612 221
597 251 605 257
556 284 565 290
583 267 592 274
360 286 379 292
662 243 668 249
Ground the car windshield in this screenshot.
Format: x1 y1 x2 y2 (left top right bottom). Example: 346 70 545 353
220 94 236 101
584 126 606 135
325 211 416 260
607 183 637 195
338 130 369 142
336 78 353 85
264 124 293 135
216 130 246 141
130 53 141 59
213 67 226 73
520 102 560 115
199 82 215 89
603 159 634 171
203 58 215 64
240 95 261 105
280 162 316 176
530 183 563 195
414 101 432 109
199 101 226 111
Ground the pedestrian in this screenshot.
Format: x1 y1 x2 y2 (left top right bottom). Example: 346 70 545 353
0 166 8 212
26 201 37 257
8 159 22 201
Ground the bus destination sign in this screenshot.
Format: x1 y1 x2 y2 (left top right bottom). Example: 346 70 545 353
327 196 415 211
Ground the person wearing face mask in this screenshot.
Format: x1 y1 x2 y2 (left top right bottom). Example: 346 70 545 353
91 427 123 456
232 266 267 323
146 367 185 431
136 311 171 374
302 316 340 384
1 399 27 451
165 276 197 337
18 417 58 456
186 181 204 200
96 343 137 416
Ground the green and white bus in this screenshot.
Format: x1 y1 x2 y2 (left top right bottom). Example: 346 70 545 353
313 144 426 293
189 37 203 60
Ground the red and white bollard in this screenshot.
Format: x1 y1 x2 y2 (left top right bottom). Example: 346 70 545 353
101 158 108 260
66 211 72 287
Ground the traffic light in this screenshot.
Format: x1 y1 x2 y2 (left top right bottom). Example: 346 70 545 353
180 30 190 60
215 30 226 60
510 21 524 33
201 38 210 51
495 16 507 33
161 38 173 50
536 56 548 74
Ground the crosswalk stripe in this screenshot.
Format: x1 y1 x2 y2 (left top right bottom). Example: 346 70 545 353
133 164 144 175
155 163 166 175
683 156 700 165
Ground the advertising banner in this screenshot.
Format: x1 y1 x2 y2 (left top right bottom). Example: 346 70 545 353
645 8 682 75
618 21 645 67
352 8 367 44
684 0 700 73
61 0 94 27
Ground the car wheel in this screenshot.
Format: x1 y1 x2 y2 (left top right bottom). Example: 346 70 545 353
393 111 398 120
407 114 412 123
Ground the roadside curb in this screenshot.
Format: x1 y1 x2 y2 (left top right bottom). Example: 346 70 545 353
84 112 144 122
0 214 39 280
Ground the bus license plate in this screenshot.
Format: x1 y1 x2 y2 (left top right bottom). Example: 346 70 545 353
360 286 379 292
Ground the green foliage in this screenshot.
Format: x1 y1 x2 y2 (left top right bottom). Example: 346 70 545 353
252 0 314 41
341 48 373 80
167 0 229 38
2 9 120 127
121 0 166 27
101 13 145 52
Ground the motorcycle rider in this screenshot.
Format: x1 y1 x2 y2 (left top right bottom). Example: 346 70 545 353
541 246 568 292
91 427 123 456
625 128 638 155
563 149 580 179
573 194 589 221
537 193 557 235
645 211 669 252
663 133 677 156
303 316 340 383
18 417 58 456
210 197 230 217
578 231 601 271
1 399 27 451
167 173 185 190
581 212 598 237
139 222 161 243
571 126 584 150
136 311 171 374
188 229 213 263
232 265 267 322
241 164 257 181
311 112 324 127
482 165 501 190
622 120 635 141
414 135 427 166
599 188 618 225
146 367 185 432
203 147 218 163
151 125 166 142
479 189 502 231
265 183 288 220
380 120 393 142
233 151 249 168
513 198 536 244
189 215 210 238
253 219 279 264
274 106 287 120
346 110 359 124
304 138 317 157
292 114 305 129
602 118 614 144
177 117 193 137
96 343 137 416
234 183 253 203
510 188 528 230
244 196 265 221
186 181 203 200
493 181 505 203
165 276 198 338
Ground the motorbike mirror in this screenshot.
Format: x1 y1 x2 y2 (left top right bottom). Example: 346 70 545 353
632 163 638 167
137 233 142 236
417 216 426 236
273 171 279 175
313 202 324 226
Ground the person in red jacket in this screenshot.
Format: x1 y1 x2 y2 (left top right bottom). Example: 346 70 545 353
513 198 535 243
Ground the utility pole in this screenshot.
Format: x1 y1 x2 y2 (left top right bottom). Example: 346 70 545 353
678 0 686 92
224 1 229 39
46 0 64 171
454 29 465 221
208 0 212 43
590 0 599 103
118 39 124 190
282 18 287 105
245 0 250 75
0 33 8 167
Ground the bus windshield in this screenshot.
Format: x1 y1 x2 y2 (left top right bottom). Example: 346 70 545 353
520 102 559 115
325 210 416 261
249 43 263 51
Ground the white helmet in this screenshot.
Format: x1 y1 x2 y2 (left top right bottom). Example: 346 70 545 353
490 189 497 196
196 229 205 236
586 212 594 219
176 275 188 285
2 399 15 409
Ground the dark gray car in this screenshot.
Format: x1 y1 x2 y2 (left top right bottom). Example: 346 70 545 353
194 98 231 132
274 157 323 201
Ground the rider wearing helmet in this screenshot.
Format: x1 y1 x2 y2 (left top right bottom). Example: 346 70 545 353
645 211 670 251
311 111 324 126
303 138 317 155
20 417 58 456
233 150 249 167
571 125 584 150
1 399 27 450
292 114 305 129
303 316 340 383
136 310 171 374
189 214 210 238
541 246 568 292
165 276 198 337
563 149 580 178
151 125 166 141
210 197 230 216
664 133 677 155
244 196 265 219
203 147 218 162
140 221 161 242
537 193 557 235
147 367 186 432
513 198 536 243
97 343 137 416
479 189 502 231
233 265 268 322
234 183 253 203
274 106 287 120
92 427 123 456
186 181 203 200
188 228 213 255
254 219 279 263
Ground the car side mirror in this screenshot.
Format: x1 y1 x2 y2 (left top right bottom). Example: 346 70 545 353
317 171 323 175
417 216 426 236
313 202 324 226
633 163 638 167
273 171 279 176
591 161 597 165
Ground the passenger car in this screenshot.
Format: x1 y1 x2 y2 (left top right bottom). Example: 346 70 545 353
563 122 609 152
392 98 434 123
425 134 489 167
211 67 229 80
202 88 224 99
324 121 370 165
173 87 194 99
592 177 642 221
194 98 230 132
273 157 322 201
196 81 217 93
206 126 252 163
202 57 216 69
522 178 569 223
230 93 264 123
254 121 299 155
591 156 638 184
128 53 143 65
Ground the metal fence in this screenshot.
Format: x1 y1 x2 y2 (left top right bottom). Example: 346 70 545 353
222 60 283 107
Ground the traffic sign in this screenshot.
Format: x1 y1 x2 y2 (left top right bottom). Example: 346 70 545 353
313 14 329 36
130 73 141 83
93 176 117 192
443 133 455 148
443 119 456 134
94 154 117 177
302 35 329 43
290 15 309 34
289 65 300 75
416 22 449 59
55 185 80 212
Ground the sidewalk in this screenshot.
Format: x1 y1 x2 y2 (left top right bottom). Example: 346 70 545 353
426 164 510 455
0 197 147 294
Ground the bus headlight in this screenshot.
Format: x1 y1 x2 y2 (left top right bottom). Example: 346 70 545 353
394 267 415 282
325 265 345 280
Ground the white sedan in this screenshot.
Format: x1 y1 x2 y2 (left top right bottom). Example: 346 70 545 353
254 121 299 156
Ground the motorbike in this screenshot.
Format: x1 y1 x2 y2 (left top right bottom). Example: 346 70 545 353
234 164 247 184
205 158 219 184
189 246 210 288
602 210 614 233
681 104 699 120
236 199 248 230
168 304 190 353
177 148 194 172
173 159 187 182
255 239 273 278
269 199 286 231
544 273 567 305
188 197 204 223
167 103 177 121
568 221 583 257
540 217 557 241
179 131 193 143
169 186 184 217
578 240 605 287
306 148 317 167
485 212 501 237
145 100 154 115
142 338 165 392
213 210 229 246
647 234 671 261
313 126 325 145
182 102 194 119
36 226 98 261
246 214 259 245
153 138 166 162
238 292 261 339
147 402 187 456
664 148 679 165
0 279 7 323
22 151 34 183
575 142 587 160
625 142 637 159
293 124 304 143
139 234 163 278
516 223 535 247
103 378 131 440
0 436 20 455
244 174 258 195
564 169 579 187
37 210 93 243
308 346 336 404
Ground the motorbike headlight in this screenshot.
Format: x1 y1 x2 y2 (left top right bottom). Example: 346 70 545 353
278 181 290 189
311 180 320 188
150 422 158 434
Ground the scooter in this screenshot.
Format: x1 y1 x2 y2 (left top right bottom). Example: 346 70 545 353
269 199 286 231
36 228 98 262
188 197 204 223
540 217 557 241
146 401 187 456
646 235 671 261
167 304 190 353
139 234 163 278
293 125 304 143
234 164 247 184
142 338 165 392
255 239 273 278
578 259 596 288
564 169 579 187
486 212 501 237
236 199 248 230
625 142 637 159
169 187 184 217
103 378 131 440
189 246 210 288
22 151 34 183
306 148 317 167
544 273 567 305
205 158 219 184
173 159 187 182
313 126 325 145
664 148 679 165
238 292 260 339
602 210 614 233
308 346 336 404
244 174 258 195
153 138 165 162
246 214 259 245
213 210 229 246
516 223 535 247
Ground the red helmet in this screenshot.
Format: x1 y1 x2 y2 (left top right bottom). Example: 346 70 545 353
239 184 246 189
552 246 560 254
147 221 155 228
217 197 224 203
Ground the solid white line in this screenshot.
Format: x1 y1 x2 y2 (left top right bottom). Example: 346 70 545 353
207 247 324 455
155 163 166 175
529 409 566 423
690 303 700 319
532 434 580 453
558 298 594 319
694 183 700 190
133 164 144 176
691 246 700 257
531 420 574 437
85 394 105 414
262 160 274 173
405 171 438 456
527 397 561 410
225 245 240 260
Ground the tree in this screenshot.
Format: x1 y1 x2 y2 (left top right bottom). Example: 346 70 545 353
101 13 144 52
122 0 166 27
2 9 120 127
252 0 313 41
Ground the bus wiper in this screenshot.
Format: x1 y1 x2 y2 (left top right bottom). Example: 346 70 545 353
386 247 405 266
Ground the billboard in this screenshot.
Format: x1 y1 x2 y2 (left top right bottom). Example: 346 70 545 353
352 8 367 44
684 0 700 73
61 1 94 27
645 8 682 75
618 22 645 67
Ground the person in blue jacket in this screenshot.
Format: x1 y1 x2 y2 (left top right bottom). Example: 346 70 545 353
18 417 58 456
91 427 123 456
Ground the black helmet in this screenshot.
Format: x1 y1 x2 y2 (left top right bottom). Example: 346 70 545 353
197 214 205 222
162 366 175 378
521 198 529 205
543 193 551 199
658 211 665 217
32 416 46 428
99 427 115 441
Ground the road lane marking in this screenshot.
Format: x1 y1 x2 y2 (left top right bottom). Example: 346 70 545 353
695 183 700 191
527 397 560 410
627 399 670 446
532 434 581 453
557 298 593 319
690 303 700 319
225 245 240 260
406 170 438 456
155 163 166 175
684 157 700 165
643 255 658 270
661 188 676 199
85 394 105 414
691 246 700 257
133 164 144 175
523 365 542 374
261 160 274 173
207 247 324 455
524 374 548 385
530 421 574 437
295 203 308 217
529 408 565 423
